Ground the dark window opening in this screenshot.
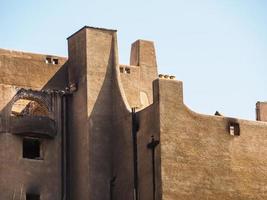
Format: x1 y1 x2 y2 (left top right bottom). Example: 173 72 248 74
119 67 124 73
52 58 59 65
26 193 40 200
125 67 131 74
23 138 42 160
45 57 52 64
229 122 240 136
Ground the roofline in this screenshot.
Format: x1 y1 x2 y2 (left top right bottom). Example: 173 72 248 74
0 48 67 59
67 26 117 40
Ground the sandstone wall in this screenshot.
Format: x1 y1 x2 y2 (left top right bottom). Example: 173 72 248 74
0 48 67 109
119 40 158 109
0 93 63 200
1 25 266 200
67 27 117 200
136 103 161 200
0 49 67 200
156 79 267 200
112 58 134 200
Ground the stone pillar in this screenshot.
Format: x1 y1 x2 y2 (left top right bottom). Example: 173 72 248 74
67 26 117 200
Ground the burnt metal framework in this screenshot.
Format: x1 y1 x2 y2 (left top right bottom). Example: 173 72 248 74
7 89 56 138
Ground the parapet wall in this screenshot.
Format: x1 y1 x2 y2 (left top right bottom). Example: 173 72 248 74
0 48 67 89
0 49 67 110
154 78 267 200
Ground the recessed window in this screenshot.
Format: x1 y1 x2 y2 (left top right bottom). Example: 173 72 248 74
52 58 59 65
26 193 40 200
23 138 42 160
45 57 52 64
125 67 131 74
119 67 124 73
229 122 240 136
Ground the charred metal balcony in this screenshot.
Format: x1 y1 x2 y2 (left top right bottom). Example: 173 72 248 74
3 88 60 139
9 115 56 138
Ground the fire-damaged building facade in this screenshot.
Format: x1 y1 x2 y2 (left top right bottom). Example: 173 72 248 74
0 26 267 200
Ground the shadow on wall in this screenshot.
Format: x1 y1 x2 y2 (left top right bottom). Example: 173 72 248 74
85 43 114 199
0 61 69 132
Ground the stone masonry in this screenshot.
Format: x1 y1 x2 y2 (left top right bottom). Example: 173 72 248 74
0 26 267 200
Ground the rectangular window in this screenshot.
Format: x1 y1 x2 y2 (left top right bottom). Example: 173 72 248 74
125 67 131 74
229 122 240 136
23 138 42 160
45 57 52 64
52 58 59 65
26 193 40 200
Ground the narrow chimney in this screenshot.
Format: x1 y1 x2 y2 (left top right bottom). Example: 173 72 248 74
256 101 267 122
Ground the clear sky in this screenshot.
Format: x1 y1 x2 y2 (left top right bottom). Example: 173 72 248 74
1 0 266 120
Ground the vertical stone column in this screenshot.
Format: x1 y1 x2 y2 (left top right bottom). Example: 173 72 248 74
67 26 117 200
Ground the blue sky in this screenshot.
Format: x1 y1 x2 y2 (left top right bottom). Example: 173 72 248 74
1 0 267 120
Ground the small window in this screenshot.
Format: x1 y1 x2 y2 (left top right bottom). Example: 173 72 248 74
23 138 42 160
119 67 124 73
26 193 40 200
125 67 130 74
52 58 59 65
45 57 52 64
229 122 240 136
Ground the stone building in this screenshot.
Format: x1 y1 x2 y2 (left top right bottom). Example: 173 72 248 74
0 26 267 200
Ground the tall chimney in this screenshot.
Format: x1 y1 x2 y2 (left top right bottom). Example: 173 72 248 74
256 101 267 122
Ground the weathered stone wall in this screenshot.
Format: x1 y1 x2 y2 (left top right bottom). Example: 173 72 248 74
130 40 158 108
119 40 158 109
1 25 267 200
0 49 67 109
0 48 66 89
0 92 63 200
112 61 134 200
0 49 67 200
112 38 160 200
67 28 90 200
67 27 117 200
156 78 267 200
136 103 161 200
66 26 161 200
119 64 141 107
0 130 62 200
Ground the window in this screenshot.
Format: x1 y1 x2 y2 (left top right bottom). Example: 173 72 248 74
26 193 40 200
46 57 59 64
45 57 52 64
125 67 131 74
229 122 240 136
119 67 124 73
23 138 42 160
52 58 59 65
